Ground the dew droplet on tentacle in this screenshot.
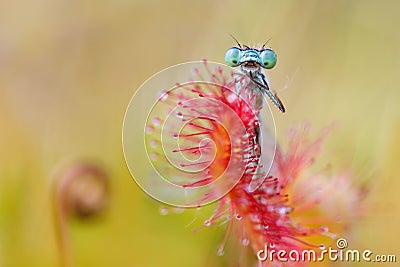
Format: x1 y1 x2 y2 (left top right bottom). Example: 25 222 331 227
241 237 250 246
276 206 292 216
159 206 168 216
159 91 168 102
235 213 242 221
152 117 162 127
145 125 154 134
216 245 224 256
319 226 337 239
150 152 158 161
149 139 158 148
176 112 184 119
320 226 329 233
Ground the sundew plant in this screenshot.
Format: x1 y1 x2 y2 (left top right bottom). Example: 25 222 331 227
123 55 367 266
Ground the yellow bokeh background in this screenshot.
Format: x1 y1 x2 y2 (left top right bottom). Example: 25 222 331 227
0 0 399 266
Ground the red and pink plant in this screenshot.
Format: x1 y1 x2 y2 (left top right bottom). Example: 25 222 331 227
146 61 367 266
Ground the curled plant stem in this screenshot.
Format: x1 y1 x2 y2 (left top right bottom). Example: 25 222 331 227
52 161 109 267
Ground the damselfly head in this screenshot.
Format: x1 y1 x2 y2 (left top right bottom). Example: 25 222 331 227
225 46 277 70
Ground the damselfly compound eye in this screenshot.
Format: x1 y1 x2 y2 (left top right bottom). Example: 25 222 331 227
225 47 241 67
260 49 277 69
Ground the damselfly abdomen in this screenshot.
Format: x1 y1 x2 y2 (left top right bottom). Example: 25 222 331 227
225 40 284 191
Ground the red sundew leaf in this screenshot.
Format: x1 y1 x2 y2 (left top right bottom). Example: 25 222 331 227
147 61 367 266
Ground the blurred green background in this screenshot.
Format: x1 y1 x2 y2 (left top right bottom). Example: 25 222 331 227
0 0 399 266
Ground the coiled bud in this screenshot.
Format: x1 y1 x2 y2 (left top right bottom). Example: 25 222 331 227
52 161 109 267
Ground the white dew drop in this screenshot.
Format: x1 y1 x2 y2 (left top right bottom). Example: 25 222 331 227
235 213 242 221
276 206 292 216
251 214 261 223
150 153 158 161
241 238 250 246
159 92 168 102
152 117 162 127
320 226 329 233
266 187 275 195
145 125 154 134
176 112 184 119
330 233 338 239
149 140 158 148
216 245 225 256
159 206 168 215
227 93 237 103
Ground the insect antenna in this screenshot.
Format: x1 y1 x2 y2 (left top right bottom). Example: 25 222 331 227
261 38 272 49
229 34 242 48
